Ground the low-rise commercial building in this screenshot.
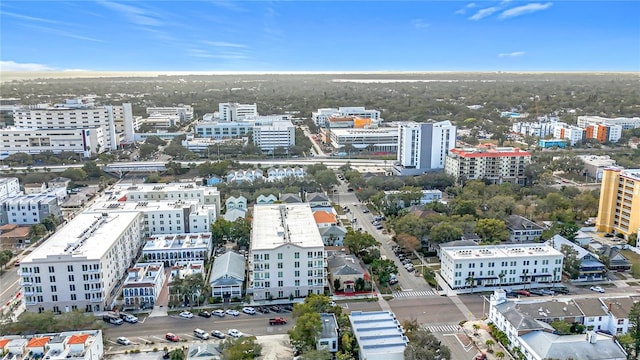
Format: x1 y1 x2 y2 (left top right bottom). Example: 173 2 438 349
329 127 398 153
146 105 194 122
349 311 408 360
142 233 213 266
577 155 617 180
312 107 382 127
252 120 295 152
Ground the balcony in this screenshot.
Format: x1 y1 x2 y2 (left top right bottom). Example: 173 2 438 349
23 290 34 296
21 270 32 276
90 297 103 303
21 280 33 286
26 299 38 305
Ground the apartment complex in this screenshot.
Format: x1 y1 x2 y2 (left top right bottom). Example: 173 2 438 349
578 116 640 130
19 211 145 312
596 167 640 239
142 233 213 266
396 120 457 175
146 105 194 122
0 177 20 201
445 145 531 185
0 330 104 360
585 124 623 143
440 243 563 293
553 124 585 146
249 204 326 301
122 262 166 308
252 120 296 152
0 194 62 226
329 127 399 153
312 107 381 127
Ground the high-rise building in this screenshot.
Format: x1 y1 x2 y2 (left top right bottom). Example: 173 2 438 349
252 120 296 152
218 103 258 122
445 145 531 185
249 204 325 301
596 167 640 239
395 120 456 175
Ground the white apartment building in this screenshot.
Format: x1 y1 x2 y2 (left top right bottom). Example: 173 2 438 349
329 128 399 153
252 120 295 152
312 107 382 127
249 204 326 301
585 123 623 143
511 121 558 138
445 145 532 185
19 211 145 313
578 116 640 130
146 105 194 122
195 120 254 139
0 194 62 226
142 233 213 266
218 103 258 122
12 99 134 151
112 102 135 143
122 262 166 308
396 120 457 175
0 177 20 201
553 124 585 146
440 243 563 293
1 330 104 360
139 114 180 130
0 127 106 158
108 182 221 216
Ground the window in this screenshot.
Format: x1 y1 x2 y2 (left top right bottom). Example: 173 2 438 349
49 276 56 282
278 271 283 278
294 252 300 259
277 263 283 269
68 275 74 281
294 262 300 268
294 271 300 277
70 284 75 291
52 295 58 301
71 294 77 301
48 266 54 273
67 265 74 272
277 253 283 260
618 319 625 325
50 285 56 292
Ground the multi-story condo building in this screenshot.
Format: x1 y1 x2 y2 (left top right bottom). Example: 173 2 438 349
217 103 258 122
249 204 326 301
312 107 382 127
585 124 623 143
0 330 104 360
109 182 221 216
19 211 145 313
396 120 457 175
329 128 399 153
596 167 640 239
511 120 559 138
122 262 166 308
445 145 531 185
0 177 20 201
142 233 213 266
0 194 61 226
252 120 295 152
553 124 585 146
146 105 194 122
578 116 640 130
577 155 617 180
440 243 563 293
111 102 135 143
11 99 134 151
0 127 106 158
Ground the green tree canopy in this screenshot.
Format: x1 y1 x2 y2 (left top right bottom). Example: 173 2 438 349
475 218 509 243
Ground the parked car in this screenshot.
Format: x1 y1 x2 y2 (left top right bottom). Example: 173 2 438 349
228 329 243 338
283 304 294 312
225 309 240 317
212 309 225 317
270 305 282 313
258 306 270 314
211 330 226 339
116 337 131 346
389 278 399 285
193 328 209 340
362 208 370 213
552 286 570 294
198 311 211 318
179 311 194 319
515 289 531 297
505 291 518 298
329 301 337 307
165 333 180 342
120 313 138 323
590 286 605 293
242 307 256 315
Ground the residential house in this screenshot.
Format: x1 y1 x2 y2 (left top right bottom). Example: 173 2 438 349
317 313 339 353
205 177 222 186
23 183 46 194
26 336 50 355
313 211 338 227
601 297 639 335
266 166 305 182
574 298 610 333
210 251 245 299
223 208 247 222
383 189 443 209
187 344 221 360
256 194 277 204
599 245 631 271
549 235 606 282
226 169 264 183
0 224 30 249
505 215 544 243
280 193 302 203
48 177 72 189
319 226 347 246
306 192 331 207
574 231 593 246
328 252 366 293
122 262 166 309
225 196 247 211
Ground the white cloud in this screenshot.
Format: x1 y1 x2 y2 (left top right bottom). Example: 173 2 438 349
2 11 63 25
99 1 163 26
455 2 478 14
499 2 553 19
498 51 525 57
0 60 54 71
469 6 500 20
203 41 247 48
412 19 430 29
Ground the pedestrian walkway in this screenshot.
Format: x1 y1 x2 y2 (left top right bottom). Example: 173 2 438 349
392 290 437 298
424 323 461 333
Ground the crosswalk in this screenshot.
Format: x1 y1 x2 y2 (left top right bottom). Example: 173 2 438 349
424 324 462 333
392 290 437 298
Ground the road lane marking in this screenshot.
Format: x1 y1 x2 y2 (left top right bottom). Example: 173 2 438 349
0 280 19 298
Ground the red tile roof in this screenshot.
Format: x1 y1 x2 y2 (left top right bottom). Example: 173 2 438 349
26 337 50 348
67 334 89 345
0 339 10 348
313 211 337 224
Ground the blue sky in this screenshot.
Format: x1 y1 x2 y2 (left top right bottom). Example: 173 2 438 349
1 1 638 72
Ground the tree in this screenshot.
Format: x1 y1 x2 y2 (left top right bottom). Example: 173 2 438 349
495 351 505 359
139 143 158 159
289 312 322 352
82 160 103 178
60 168 87 181
560 245 581 280
629 301 640 359
229 218 251 248
145 135 167 146
370 259 398 285
395 233 420 252
430 222 463 244
550 320 571 335
485 339 495 350
220 336 262 360
0 249 13 268
169 349 185 360
392 214 431 241
313 169 338 190
403 327 451 360
343 230 379 256
211 218 232 245
558 222 580 241
299 350 332 360
475 218 509 243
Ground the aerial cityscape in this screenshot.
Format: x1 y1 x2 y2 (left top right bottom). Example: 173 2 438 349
1 1 640 360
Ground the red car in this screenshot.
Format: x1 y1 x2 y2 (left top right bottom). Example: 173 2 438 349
165 333 179 342
515 289 531 297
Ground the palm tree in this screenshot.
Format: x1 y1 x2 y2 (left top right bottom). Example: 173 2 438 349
498 272 505 287
466 275 475 290
495 351 505 359
485 339 495 350
472 323 480 335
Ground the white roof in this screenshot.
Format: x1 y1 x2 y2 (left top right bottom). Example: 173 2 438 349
23 211 140 262
251 204 324 250
442 243 562 260
143 233 212 251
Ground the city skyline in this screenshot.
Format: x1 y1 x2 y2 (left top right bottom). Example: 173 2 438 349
0 1 639 72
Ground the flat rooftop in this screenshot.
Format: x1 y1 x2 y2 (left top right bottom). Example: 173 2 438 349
251 204 324 250
89 198 201 212
621 169 640 182
441 243 562 260
143 233 212 251
23 211 140 262
330 128 398 135
349 311 407 358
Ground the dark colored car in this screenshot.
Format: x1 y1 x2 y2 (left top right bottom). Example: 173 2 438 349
198 311 211 318
258 306 270 314
283 304 294 311
270 305 282 313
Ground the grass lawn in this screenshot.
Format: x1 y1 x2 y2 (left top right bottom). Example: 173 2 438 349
620 249 640 278
333 204 345 215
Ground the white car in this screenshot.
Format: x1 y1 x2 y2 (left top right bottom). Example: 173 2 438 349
242 307 256 315
116 337 131 346
228 329 243 338
329 301 337 307
212 309 225 317
225 309 240 317
179 311 194 318
590 286 605 293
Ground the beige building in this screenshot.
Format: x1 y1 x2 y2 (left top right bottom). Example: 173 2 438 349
596 167 640 239
445 144 531 185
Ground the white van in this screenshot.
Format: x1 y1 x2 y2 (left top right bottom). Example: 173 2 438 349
194 328 209 340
